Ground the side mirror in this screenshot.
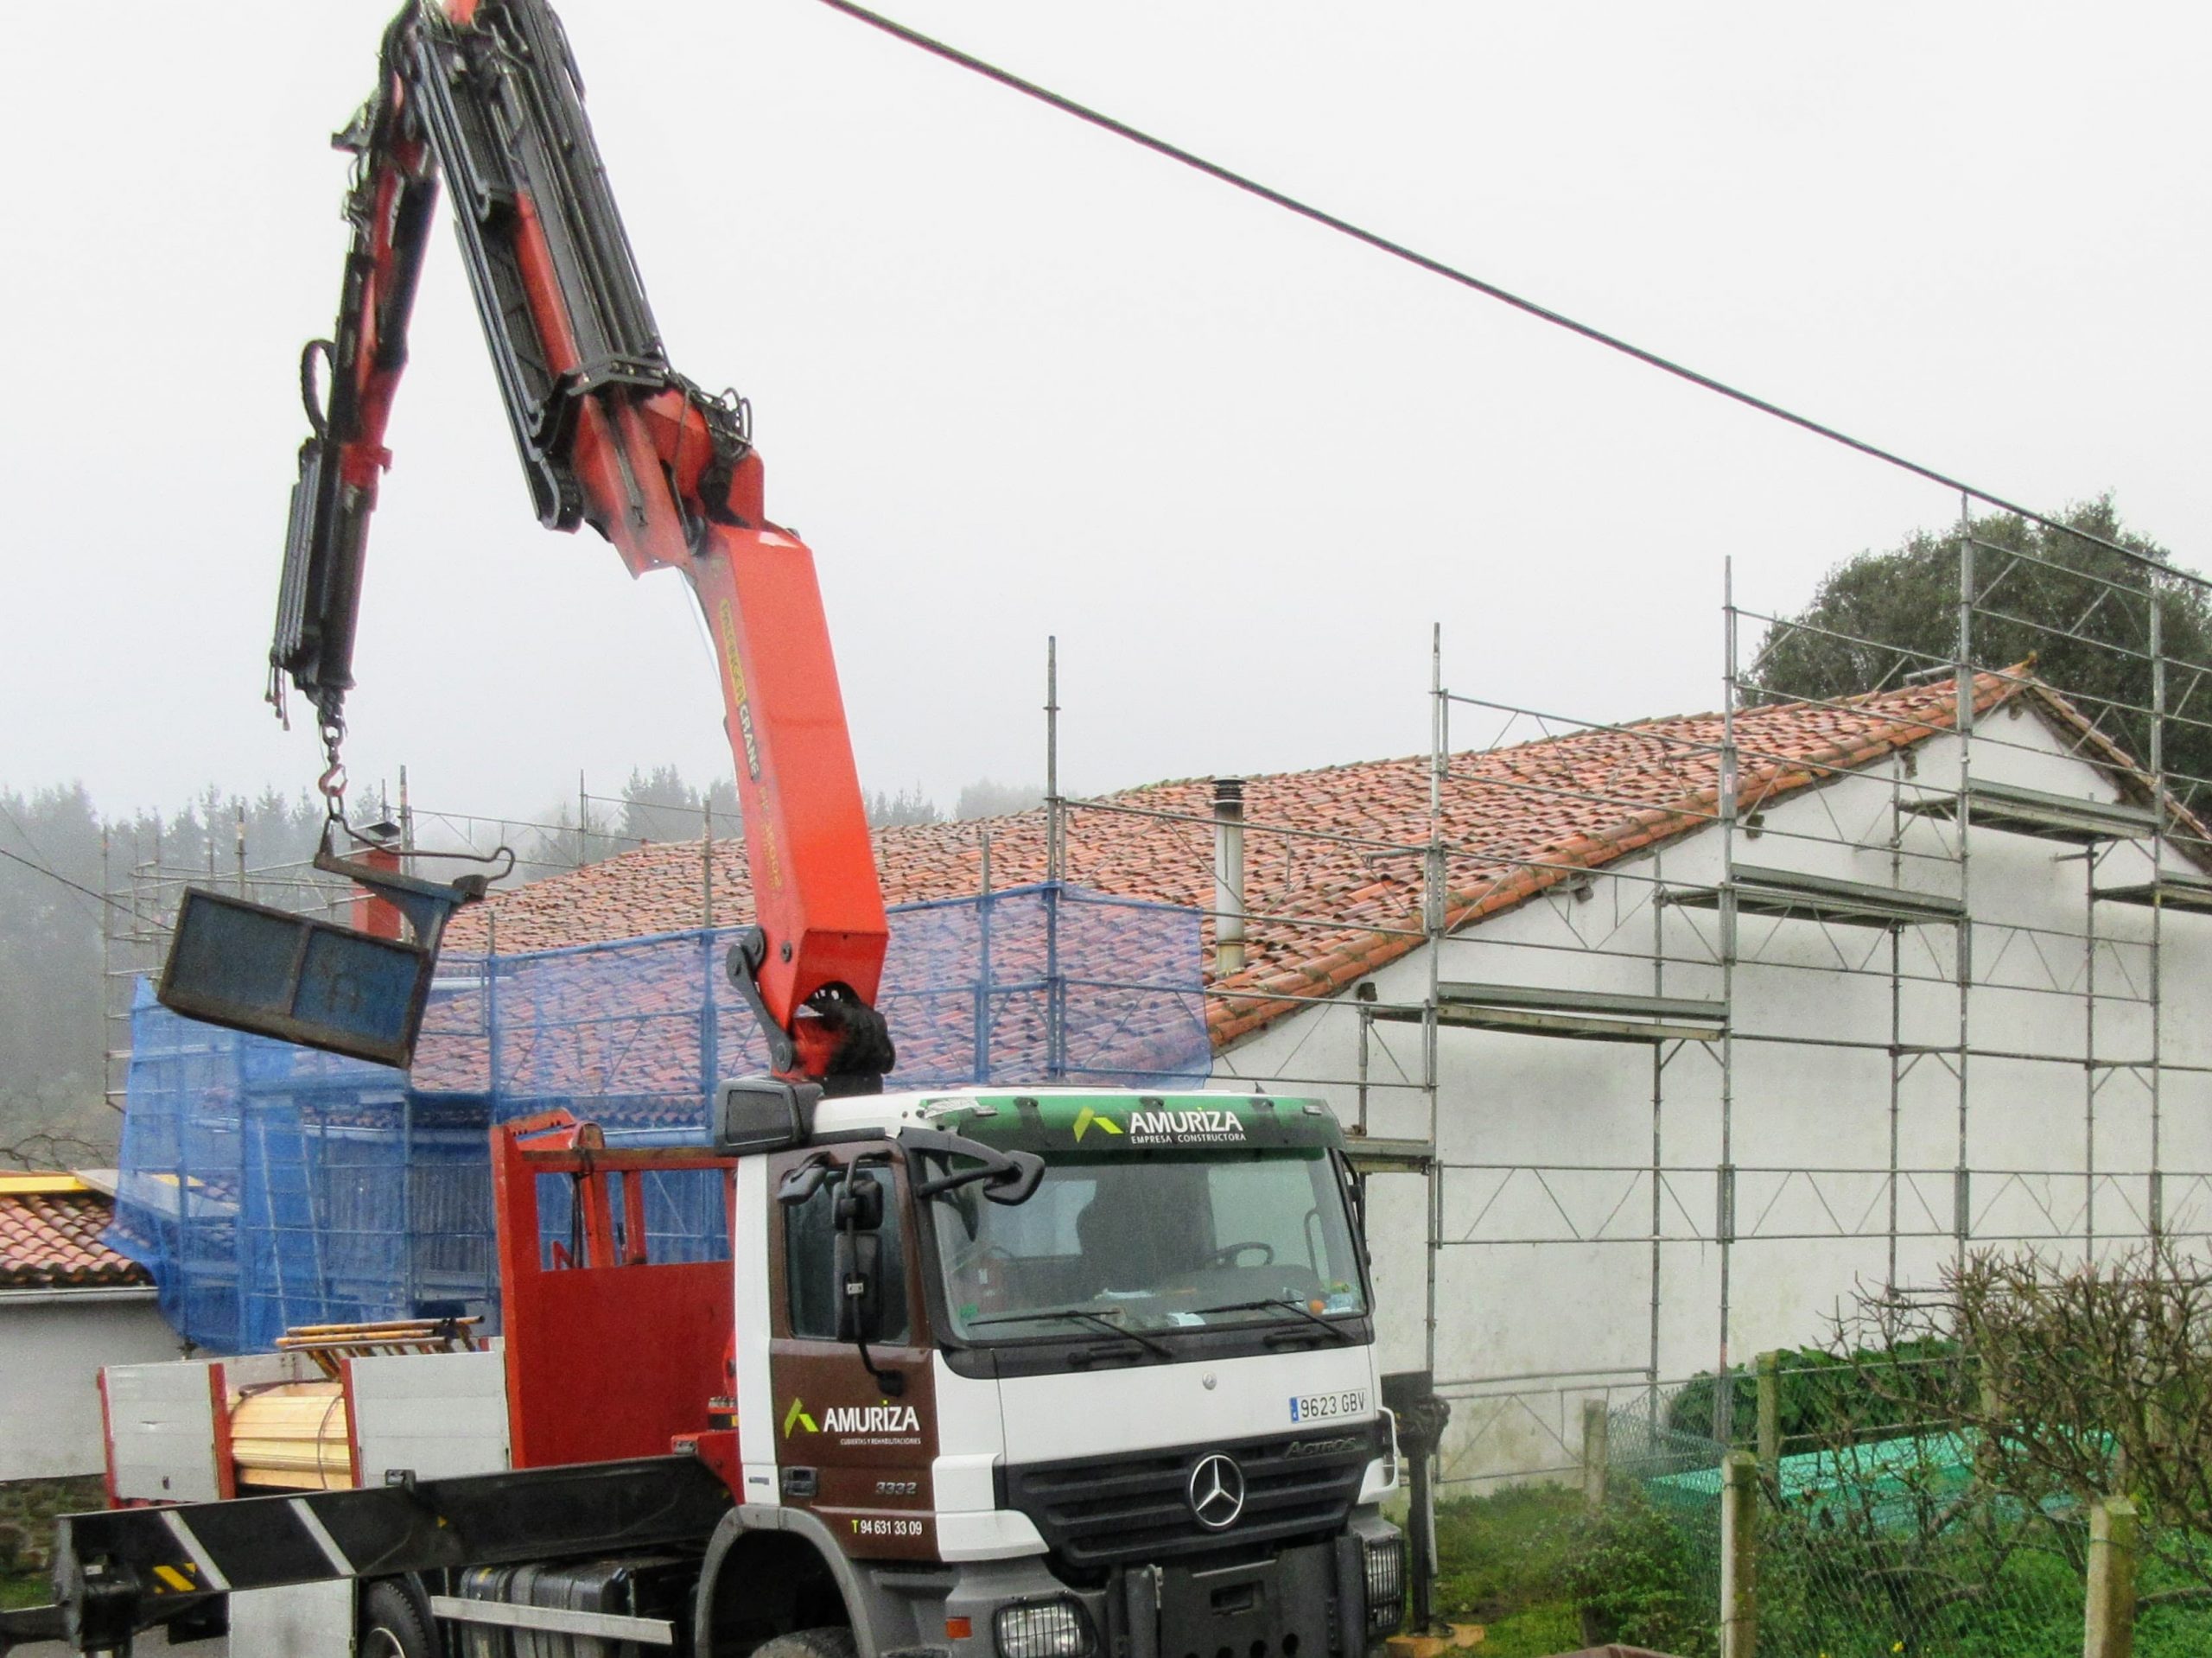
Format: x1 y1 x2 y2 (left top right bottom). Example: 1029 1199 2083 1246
715 1077 821 1154
836 1169 886 1231
834 1229 885 1344
902 1128 1046 1206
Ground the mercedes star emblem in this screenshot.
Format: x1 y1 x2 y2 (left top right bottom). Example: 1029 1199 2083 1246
1187 1452 1247 1530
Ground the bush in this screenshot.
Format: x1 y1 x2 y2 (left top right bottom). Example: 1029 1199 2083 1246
1433 1482 1718 1658
1666 1341 1961 1452
1559 1491 1717 1658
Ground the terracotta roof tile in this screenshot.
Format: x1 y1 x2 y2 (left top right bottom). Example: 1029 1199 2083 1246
0 1181 149 1289
442 670 2134 1054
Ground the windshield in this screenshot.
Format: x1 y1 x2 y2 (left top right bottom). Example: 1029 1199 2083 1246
925 1147 1367 1343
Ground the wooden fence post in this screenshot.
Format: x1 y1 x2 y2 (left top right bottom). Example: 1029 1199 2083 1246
1974 1366 2004 1486
2083 1495 2139 1658
1720 1449 1758 1658
1582 1399 1609 1514
1755 1350 1781 1475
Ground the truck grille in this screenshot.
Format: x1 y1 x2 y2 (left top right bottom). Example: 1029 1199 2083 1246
999 1424 1379 1575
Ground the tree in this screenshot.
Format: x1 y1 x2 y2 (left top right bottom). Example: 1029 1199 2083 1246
239 786 330 873
522 798 607 872
0 778 354 1169
953 778 1043 820
617 765 740 845
865 785 941 828
0 785 112 1166
1825 1241 2212 1614
1753 496 2212 806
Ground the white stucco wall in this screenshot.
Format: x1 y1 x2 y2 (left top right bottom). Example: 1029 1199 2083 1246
1212 705 2212 1485
0 1291 183 1480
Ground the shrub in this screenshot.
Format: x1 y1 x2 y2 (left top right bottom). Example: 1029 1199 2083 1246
1558 1491 1717 1658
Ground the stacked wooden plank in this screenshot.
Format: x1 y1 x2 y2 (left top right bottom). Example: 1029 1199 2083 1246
273 1316 483 1378
229 1382 353 1490
228 1317 486 1490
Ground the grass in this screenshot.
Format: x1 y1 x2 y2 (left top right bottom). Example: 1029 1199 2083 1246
1428 1473 2212 1658
1 1572 51 1610
1431 1484 1590 1657
1431 1481 1719 1655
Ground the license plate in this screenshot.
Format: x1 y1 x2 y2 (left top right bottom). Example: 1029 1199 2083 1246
1290 1388 1367 1423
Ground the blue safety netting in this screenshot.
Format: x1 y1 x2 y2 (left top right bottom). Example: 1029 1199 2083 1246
109 883 1208 1352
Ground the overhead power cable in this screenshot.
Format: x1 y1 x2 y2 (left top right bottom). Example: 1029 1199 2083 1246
0 843 133 918
0 799 111 926
812 0 2185 583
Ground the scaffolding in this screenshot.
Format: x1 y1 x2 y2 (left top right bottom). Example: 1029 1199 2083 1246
1040 514 2212 1490
99 514 2212 1479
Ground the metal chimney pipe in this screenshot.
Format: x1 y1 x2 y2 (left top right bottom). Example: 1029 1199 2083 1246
1212 778 1247 976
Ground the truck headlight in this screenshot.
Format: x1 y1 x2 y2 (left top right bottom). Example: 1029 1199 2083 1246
1363 1532 1406 1636
994 1598 1096 1658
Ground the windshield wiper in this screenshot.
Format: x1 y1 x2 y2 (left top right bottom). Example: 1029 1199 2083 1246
1191 1297 1357 1343
964 1305 1173 1357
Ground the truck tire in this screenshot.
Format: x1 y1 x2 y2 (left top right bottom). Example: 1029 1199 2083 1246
361 1580 435 1658
752 1626 858 1658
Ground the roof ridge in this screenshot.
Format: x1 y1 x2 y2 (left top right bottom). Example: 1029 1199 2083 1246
447 667 2052 1016
1204 665 2031 1048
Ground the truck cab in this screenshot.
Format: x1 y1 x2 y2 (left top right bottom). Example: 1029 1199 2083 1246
712 1083 1397 1658
712 1087 1403 1658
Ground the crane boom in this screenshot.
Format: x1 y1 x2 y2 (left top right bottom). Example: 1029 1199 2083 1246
267 0 892 1089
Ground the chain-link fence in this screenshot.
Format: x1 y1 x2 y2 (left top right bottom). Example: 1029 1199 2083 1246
1576 1393 1726 1657
1753 1432 2085 1657
1555 1358 2212 1658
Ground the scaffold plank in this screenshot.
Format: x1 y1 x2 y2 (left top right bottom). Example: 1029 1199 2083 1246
1370 981 1727 1045
1904 778 2156 843
1664 863 1965 929
2093 873 2212 915
1341 1136 1436 1175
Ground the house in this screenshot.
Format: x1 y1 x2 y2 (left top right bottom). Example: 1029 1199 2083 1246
0 1173 181 1487
442 670 2212 1483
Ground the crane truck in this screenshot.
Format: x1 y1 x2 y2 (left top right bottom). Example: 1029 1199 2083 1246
0 3 1408 1655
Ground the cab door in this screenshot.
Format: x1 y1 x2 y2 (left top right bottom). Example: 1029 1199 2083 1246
766 1142 939 1560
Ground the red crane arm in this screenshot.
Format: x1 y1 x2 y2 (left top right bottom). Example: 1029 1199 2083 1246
269 0 891 1088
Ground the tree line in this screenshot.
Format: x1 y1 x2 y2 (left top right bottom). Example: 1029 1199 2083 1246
0 783 338 1169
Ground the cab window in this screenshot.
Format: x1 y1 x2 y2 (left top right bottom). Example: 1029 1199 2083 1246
784 1166 911 1343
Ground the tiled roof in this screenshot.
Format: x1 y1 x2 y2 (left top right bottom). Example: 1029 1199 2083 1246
443 670 2110 1051
0 1176 151 1290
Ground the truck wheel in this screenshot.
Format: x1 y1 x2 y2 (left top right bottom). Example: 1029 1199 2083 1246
752 1627 858 1658
361 1581 434 1658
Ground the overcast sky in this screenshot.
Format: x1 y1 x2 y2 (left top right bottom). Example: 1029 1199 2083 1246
4 3 2206 829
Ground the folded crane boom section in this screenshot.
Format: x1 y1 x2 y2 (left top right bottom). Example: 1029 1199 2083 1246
190 0 893 1085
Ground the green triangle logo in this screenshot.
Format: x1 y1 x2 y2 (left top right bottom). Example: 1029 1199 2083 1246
1072 1106 1122 1142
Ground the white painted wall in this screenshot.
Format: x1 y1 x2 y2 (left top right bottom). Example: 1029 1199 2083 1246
0 1292 182 1480
1214 707 2212 1485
